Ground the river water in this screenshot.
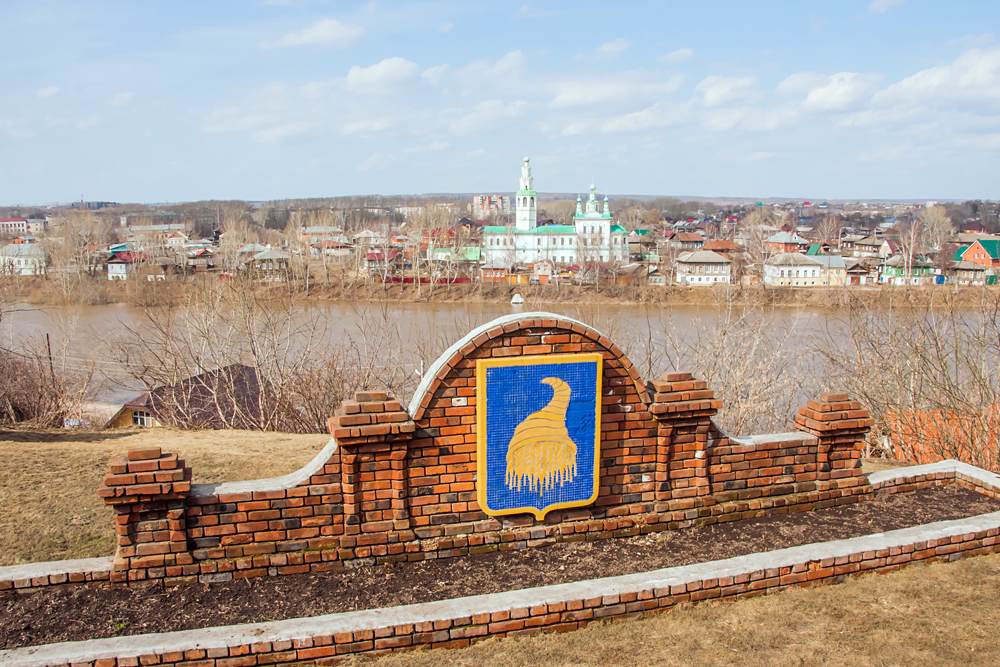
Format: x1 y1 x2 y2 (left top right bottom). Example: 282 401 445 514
2 300 830 408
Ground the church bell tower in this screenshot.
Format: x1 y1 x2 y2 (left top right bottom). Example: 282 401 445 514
515 156 537 231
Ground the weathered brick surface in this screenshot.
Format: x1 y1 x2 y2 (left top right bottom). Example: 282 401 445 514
6 467 998 665
38 316 882 588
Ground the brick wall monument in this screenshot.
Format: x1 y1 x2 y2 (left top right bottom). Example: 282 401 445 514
97 312 874 586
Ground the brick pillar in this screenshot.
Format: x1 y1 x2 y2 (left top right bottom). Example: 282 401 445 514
648 372 723 502
327 390 416 535
97 447 192 583
794 392 873 481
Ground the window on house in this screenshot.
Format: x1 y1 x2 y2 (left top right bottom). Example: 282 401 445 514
132 410 154 427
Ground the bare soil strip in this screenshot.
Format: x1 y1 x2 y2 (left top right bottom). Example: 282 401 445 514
2 485 997 650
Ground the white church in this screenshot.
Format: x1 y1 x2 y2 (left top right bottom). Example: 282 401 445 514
481 157 628 267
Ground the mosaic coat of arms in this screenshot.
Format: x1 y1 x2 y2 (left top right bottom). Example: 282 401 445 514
476 353 603 519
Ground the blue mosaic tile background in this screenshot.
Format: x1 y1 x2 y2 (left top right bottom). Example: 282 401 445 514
483 359 599 514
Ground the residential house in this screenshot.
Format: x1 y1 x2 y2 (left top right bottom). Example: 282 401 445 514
700 238 743 257
839 234 866 254
853 236 884 258
366 250 409 276
878 238 903 258
951 260 988 285
627 229 660 262
961 239 1000 269
165 231 189 248
955 233 997 248
668 232 706 251
106 364 266 430
764 231 809 255
533 258 555 284
107 251 146 280
245 248 291 280
613 263 664 286
763 253 833 287
352 230 388 249
880 254 940 285
811 255 848 286
186 248 217 273
300 226 345 245
845 260 878 285
674 250 731 286
479 260 509 283
0 243 47 276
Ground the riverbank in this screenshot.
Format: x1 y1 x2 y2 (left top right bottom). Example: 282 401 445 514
8 274 1000 311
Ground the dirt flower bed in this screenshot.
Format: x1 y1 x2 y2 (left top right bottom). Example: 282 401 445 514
3 485 998 650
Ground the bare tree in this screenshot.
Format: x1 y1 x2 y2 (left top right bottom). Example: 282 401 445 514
921 205 955 249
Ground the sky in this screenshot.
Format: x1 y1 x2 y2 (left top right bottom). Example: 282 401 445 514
2 0 999 205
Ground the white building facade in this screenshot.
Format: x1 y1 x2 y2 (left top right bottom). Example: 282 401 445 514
0 243 47 276
481 158 628 267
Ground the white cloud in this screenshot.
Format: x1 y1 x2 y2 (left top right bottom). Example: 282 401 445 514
600 102 688 133
340 118 393 136
597 38 630 56
514 5 556 19
439 22 453 33
951 33 995 47
260 19 364 50
561 121 590 136
695 76 758 107
868 0 905 15
657 48 694 64
36 86 59 98
358 152 397 171
405 141 449 153
701 107 749 132
422 64 449 86
749 151 774 161
345 57 420 95
109 92 133 106
873 47 1000 110
253 121 315 144
450 99 527 135
801 72 880 112
549 73 683 108
459 51 526 87
76 115 100 129
776 72 829 96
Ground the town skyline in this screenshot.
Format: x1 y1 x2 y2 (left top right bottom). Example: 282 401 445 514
3 1 1000 204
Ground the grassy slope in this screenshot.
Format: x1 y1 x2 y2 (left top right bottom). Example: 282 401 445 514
348 554 1000 667
0 428 329 567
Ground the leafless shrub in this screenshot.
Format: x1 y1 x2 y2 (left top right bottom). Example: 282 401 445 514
641 288 812 435
816 287 1000 469
0 341 93 427
105 275 421 432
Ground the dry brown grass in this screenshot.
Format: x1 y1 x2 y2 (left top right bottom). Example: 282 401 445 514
346 554 1000 667
0 427 329 566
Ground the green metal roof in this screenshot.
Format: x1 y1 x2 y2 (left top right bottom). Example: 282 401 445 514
483 224 577 235
954 247 967 261
515 189 538 197
975 239 1000 259
611 224 627 234
805 243 821 255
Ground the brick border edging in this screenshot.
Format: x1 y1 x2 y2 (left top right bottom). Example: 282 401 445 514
2 460 998 667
